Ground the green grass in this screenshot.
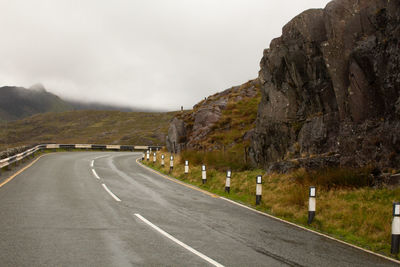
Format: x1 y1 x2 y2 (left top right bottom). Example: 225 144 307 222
0 110 178 150
143 153 400 259
175 80 261 170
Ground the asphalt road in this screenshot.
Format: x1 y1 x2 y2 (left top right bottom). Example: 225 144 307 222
0 152 396 266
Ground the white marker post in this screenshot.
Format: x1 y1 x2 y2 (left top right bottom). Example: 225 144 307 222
184 160 189 175
169 155 174 172
391 202 400 254
202 165 207 184
153 152 156 163
142 152 145 161
256 175 262 205
225 170 231 193
146 150 150 161
308 186 316 224
161 154 165 167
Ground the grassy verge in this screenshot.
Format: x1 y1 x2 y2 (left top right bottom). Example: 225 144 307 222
143 152 400 259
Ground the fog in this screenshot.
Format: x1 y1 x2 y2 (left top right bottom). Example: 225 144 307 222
0 0 331 111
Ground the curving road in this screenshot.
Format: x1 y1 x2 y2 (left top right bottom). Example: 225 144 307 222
0 152 396 266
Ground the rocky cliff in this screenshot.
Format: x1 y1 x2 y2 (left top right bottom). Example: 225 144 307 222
166 79 260 153
250 0 400 172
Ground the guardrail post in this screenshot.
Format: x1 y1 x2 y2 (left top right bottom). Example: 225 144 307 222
256 175 262 205
153 152 156 163
161 154 165 167
184 160 189 175
169 155 174 173
391 202 400 254
308 186 316 224
202 165 207 184
225 170 231 193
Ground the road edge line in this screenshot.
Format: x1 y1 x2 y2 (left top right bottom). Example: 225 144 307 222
0 154 48 188
137 158 400 264
136 158 218 198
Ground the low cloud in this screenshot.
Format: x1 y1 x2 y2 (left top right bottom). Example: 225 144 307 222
0 0 330 111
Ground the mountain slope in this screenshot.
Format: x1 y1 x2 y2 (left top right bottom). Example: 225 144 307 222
0 110 177 150
0 84 147 122
0 85 72 121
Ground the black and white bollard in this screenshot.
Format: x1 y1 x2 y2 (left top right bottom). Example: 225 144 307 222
256 175 262 205
391 202 400 254
153 152 156 163
308 186 316 224
202 165 207 184
169 155 174 172
142 152 145 161
146 150 150 161
225 170 231 193
161 154 165 167
184 160 189 175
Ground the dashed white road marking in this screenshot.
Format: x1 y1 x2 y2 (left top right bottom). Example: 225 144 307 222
94 155 109 160
90 160 94 167
134 214 224 267
102 183 121 202
92 169 100 180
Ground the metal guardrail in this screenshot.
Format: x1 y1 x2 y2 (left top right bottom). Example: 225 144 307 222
0 144 162 169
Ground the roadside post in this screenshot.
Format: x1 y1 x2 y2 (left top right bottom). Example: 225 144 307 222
202 165 207 184
308 186 316 224
146 150 150 161
161 154 165 167
169 155 174 172
153 152 156 163
225 170 231 193
256 175 262 205
184 160 189 175
391 202 400 254
142 152 145 161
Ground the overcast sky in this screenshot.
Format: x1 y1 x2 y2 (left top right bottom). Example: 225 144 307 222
0 0 331 111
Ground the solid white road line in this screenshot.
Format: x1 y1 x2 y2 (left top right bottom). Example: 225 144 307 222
102 183 121 202
219 197 400 264
92 169 100 180
90 160 94 167
134 214 224 267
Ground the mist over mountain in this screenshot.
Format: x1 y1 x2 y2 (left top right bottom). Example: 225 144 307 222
0 84 154 121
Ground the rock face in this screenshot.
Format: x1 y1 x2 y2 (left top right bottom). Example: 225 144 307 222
166 79 259 152
250 0 400 171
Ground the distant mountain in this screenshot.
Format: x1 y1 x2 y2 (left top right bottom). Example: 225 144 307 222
0 84 72 121
0 84 143 121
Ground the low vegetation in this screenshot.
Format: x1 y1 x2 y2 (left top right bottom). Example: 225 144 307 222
144 152 400 258
175 80 261 170
0 110 178 151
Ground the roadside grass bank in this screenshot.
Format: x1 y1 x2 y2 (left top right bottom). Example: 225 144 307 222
143 152 400 259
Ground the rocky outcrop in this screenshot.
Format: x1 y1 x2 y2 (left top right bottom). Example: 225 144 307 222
250 0 400 171
166 79 260 152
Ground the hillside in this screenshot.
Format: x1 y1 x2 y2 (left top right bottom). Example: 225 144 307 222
165 79 261 169
0 85 72 121
0 110 177 151
166 0 400 174
0 84 145 122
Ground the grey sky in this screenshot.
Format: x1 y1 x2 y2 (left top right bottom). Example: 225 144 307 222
0 0 331 111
